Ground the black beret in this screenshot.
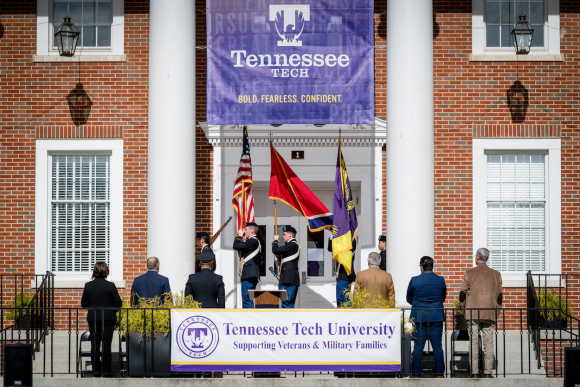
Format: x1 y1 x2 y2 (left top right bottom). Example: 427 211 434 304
283 225 297 234
245 222 258 228
198 250 215 263
378 235 386 242
196 232 210 239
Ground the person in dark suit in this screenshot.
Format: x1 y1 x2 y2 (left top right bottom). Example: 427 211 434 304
130 257 171 306
197 231 216 273
81 261 122 377
378 235 387 271
328 237 357 307
406 256 447 378
184 250 225 308
272 225 300 308
233 222 261 308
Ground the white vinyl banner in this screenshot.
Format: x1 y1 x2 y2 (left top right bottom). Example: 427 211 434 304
171 309 401 372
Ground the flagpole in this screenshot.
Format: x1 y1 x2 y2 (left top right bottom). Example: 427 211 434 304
269 132 281 276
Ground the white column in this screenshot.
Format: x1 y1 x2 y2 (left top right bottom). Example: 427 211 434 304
148 0 196 291
386 0 434 305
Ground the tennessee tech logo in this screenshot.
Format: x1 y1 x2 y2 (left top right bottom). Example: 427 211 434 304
269 5 311 46
176 316 219 359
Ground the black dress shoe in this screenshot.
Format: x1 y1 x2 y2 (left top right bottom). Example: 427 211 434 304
484 375 494 378
467 374 478 378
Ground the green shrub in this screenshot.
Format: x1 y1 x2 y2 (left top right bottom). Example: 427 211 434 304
539 289 577 322
117 292 201 341
5 292 41 321
453 299 464 315
339 285 415 333
339 285 396 309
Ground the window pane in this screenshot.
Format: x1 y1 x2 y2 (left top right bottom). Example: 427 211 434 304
307 229 324 277
69 1 83 44
486 0 545 48
83 1 96 46
51 155 110 272
53 0 68 47
487 1 500 24
97 0 112 47
486 152 546 272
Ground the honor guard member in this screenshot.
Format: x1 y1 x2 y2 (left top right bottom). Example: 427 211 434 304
272 225 300 308
233 222 261 308
196 232 216 272
378 235 387 271
328 237 357 307
184 250 225 308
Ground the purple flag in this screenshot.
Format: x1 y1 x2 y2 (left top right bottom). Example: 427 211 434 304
331 140 358 275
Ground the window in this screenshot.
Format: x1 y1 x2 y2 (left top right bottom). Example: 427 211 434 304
35 140 124 286
36 0 124 60
51 155 110 272
485 0 544 49
486 154 545 271
471 0 560 59
53 0 112 48
473 138 561 285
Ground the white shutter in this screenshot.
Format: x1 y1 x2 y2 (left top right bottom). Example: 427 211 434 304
51 155 110 272
486 154 546 272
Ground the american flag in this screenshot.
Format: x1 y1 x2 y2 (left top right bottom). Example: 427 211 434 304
232 126 255 231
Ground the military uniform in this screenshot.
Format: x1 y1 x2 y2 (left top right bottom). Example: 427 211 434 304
328 237 357 307
378 235 387 272
196 232 216 273
272 225 300 308
233 222 261 308
184 250 225 308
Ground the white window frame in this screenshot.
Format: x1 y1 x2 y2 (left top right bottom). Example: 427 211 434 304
35 139 124 288
35 0 125 62
473 138 561 287
471 0 561 60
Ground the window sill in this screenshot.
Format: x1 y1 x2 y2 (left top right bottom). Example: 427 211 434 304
469 54 564 62
33 54 127 63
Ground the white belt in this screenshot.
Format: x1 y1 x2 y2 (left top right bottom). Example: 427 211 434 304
243 242 261 264
281 247 301 264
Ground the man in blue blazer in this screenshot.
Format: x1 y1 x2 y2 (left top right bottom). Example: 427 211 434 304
131 257 172 306
406 256 447 378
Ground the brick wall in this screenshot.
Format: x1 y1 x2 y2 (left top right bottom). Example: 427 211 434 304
432 0 580 317
2 0 579 329
0 0 149 328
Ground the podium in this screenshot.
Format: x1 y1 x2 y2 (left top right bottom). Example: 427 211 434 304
248 289 287 378
248 289 287 309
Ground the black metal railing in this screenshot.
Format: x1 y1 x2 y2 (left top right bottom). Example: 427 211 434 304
1 306 578 379
0 272 55 354
526 271 580 376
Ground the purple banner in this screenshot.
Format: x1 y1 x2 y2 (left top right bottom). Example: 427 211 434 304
206 0 374 124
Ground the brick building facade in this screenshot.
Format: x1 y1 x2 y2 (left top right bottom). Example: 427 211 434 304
0 0 578 326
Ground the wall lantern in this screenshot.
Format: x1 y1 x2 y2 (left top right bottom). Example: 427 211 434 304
510 14 534 55
55 16 80 57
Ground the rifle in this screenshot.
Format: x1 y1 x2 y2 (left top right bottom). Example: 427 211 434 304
209 216 232 247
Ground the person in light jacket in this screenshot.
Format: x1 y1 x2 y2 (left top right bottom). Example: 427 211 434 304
460 247 503 378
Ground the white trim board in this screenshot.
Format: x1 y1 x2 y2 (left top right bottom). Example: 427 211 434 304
35 139 124 286
472 138 561 287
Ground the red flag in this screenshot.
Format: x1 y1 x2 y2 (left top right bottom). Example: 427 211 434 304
269 142 333 232
232 127 255 231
